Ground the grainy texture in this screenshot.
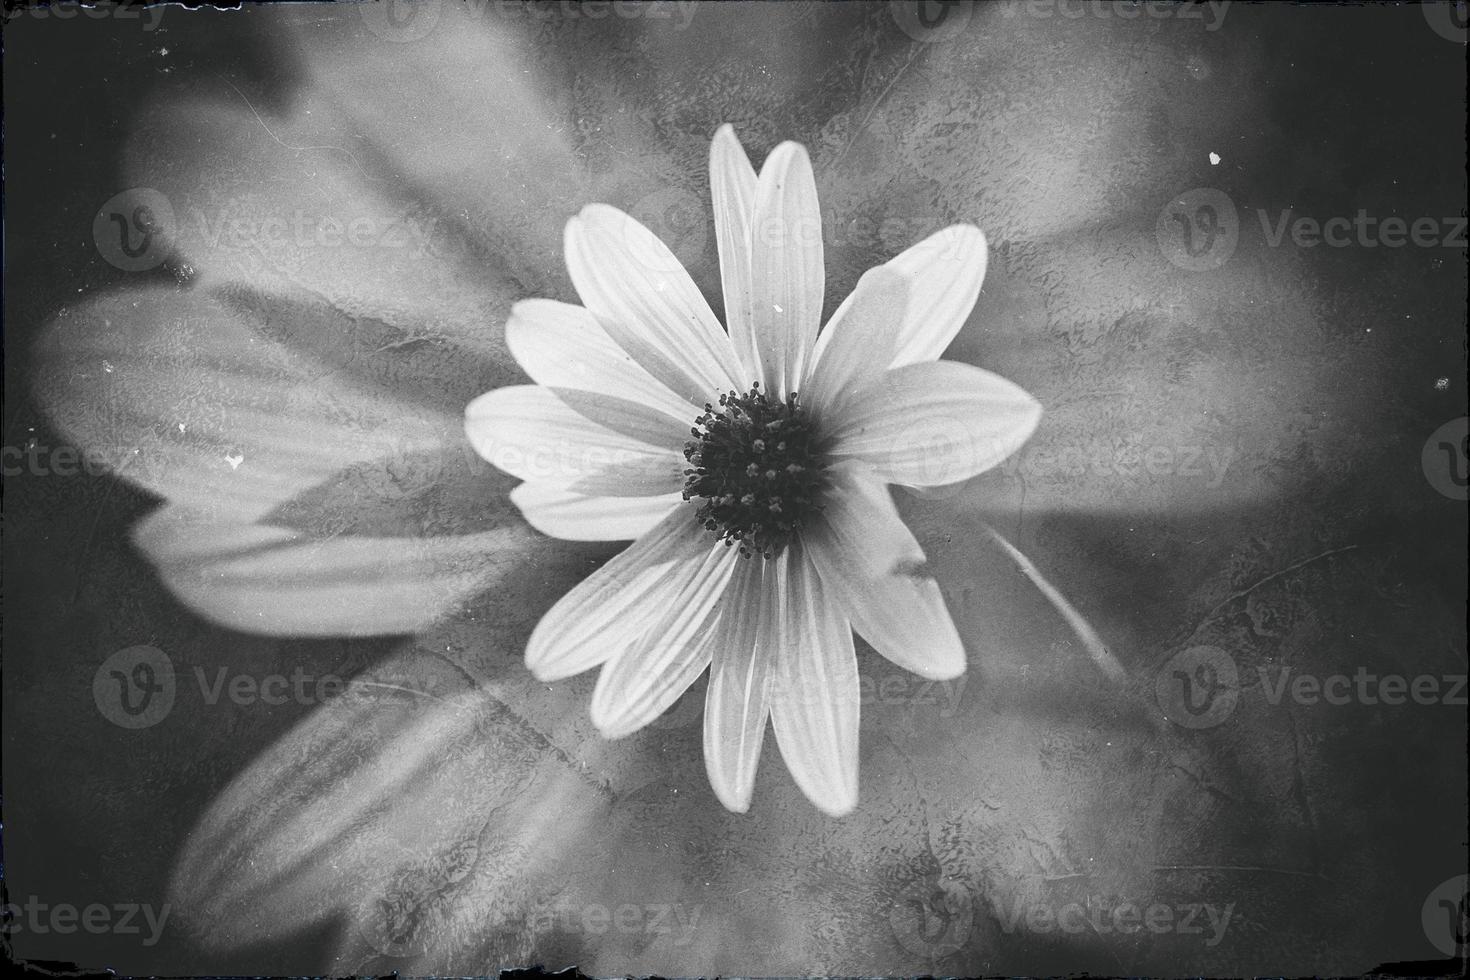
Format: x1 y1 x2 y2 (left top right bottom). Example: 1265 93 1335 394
4 2 1465 975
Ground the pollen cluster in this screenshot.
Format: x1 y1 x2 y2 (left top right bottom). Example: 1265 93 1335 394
682 382 829 559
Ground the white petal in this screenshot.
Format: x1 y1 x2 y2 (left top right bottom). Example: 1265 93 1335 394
710 124 763 385
564 204 743 404
505 298 703 420
805 462 966 680
800 267 909 421
769 548 860 816
825 360 1042 489
750 142 825 397
133 506 528 637
465 385 685 496
703 554 777 812
547 387 691 452
812 224 988 369
525 505 708 680
33 286 455 524
590 542 738 738
509 483 681 542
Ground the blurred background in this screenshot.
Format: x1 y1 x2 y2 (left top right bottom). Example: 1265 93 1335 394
3 1 1466 975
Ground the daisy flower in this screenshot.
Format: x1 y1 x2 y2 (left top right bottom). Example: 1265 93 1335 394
466 125 1043 816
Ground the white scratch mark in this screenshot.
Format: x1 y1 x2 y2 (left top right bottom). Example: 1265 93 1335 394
985 525 1126 684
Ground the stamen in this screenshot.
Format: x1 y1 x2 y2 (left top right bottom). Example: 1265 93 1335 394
681 383 829 559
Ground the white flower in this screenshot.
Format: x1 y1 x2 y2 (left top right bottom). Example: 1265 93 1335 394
465 125 1042 816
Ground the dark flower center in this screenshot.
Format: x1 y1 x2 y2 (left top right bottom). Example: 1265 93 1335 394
682 382 829 559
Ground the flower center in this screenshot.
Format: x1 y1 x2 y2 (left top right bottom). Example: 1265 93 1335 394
682 382 829 559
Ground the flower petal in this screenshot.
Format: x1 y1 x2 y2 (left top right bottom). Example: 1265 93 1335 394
703 553 779 813
564 204 743 404
750 142 825 397
769 548 860 816
122 87 543 360
525 504 708 681
509 483 681 543
825 360 1042 489
812 224 988 370
505 298 703 420
33 287 454 524
799 267 909 421
805 462 965 680
133 506 530 636
465 386 685 496
547 388 691 454
710 124 762 384
589 542 738 738
167 649 608 961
